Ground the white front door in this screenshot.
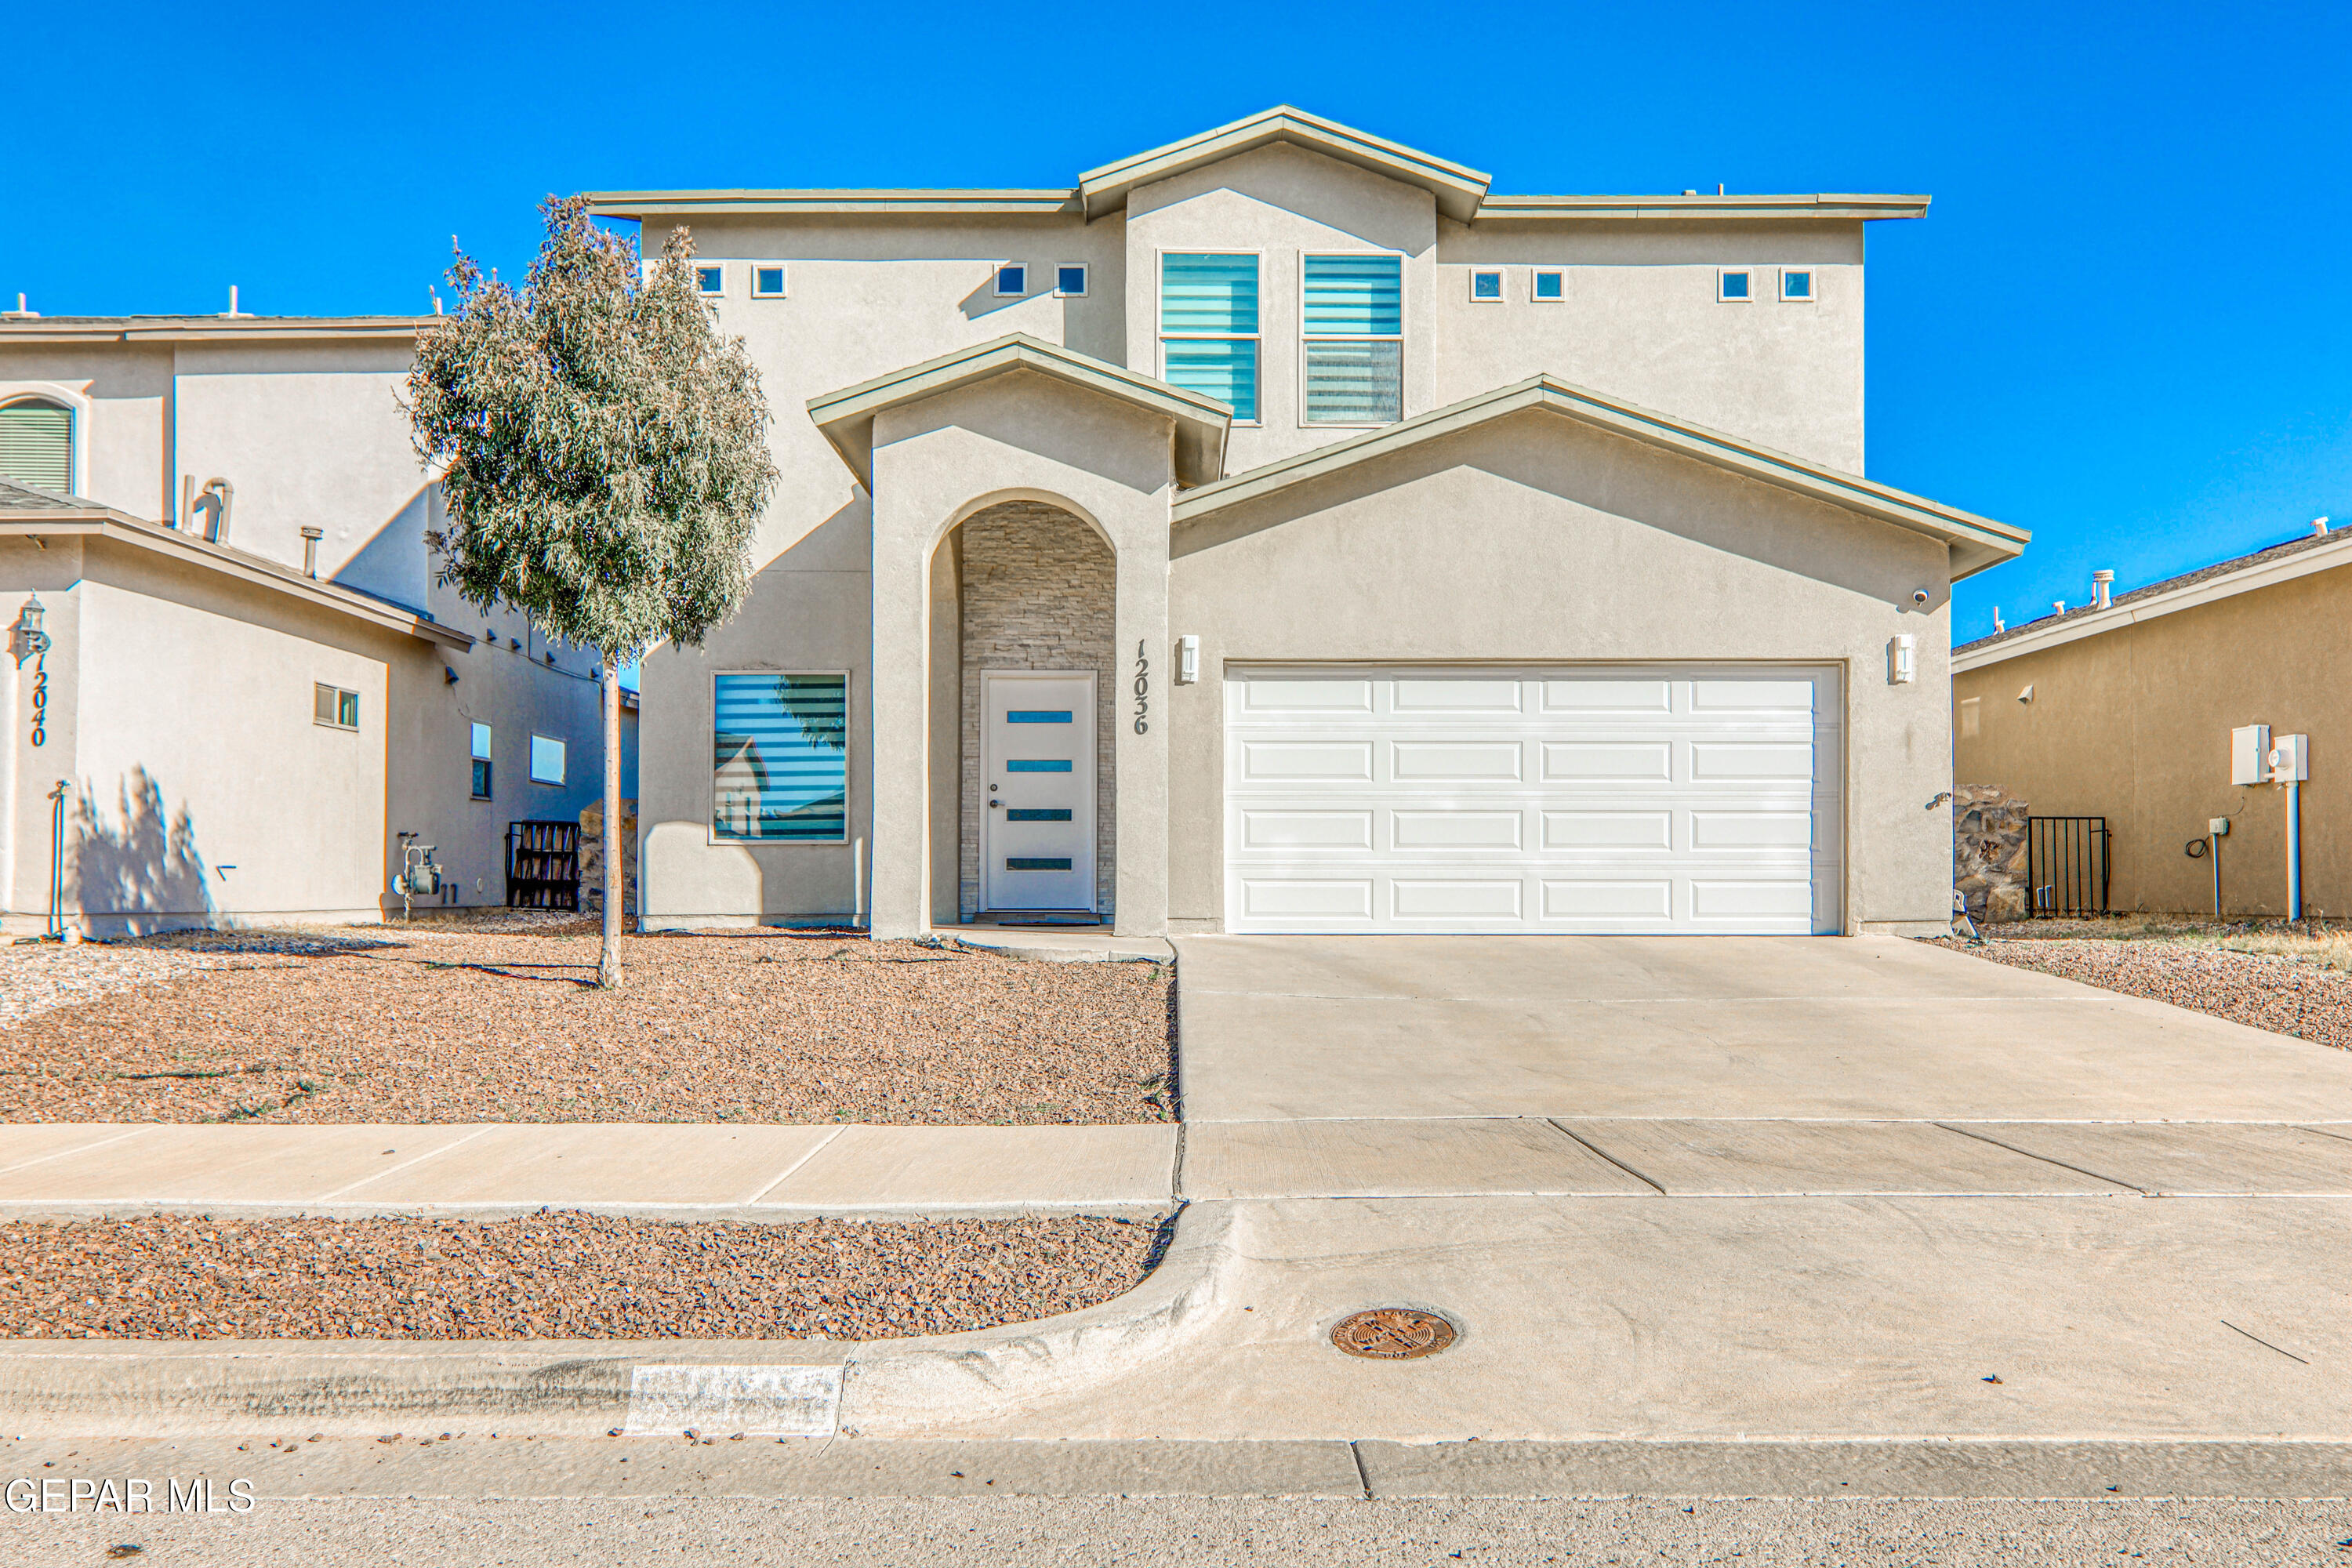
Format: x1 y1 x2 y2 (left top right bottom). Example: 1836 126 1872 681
1222 665 1843 935
982 670 1097 912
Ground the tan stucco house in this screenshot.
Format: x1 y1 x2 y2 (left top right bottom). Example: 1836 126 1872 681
0 316 615 934
584 107 2022 938
1953 524 2351 920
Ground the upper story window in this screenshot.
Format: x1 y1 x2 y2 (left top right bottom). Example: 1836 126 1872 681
1301 253 1403 426
995 264 1027 296
314 683 359 731
530 734 567 786
1469 270 1504 302
0 397 72 494
1718 269 1752 302
471 723 493 800
1160 253 1260 422
1055 264 1087 297
694 264 724 296
751 264 788 299
1532 270 1564 302
1781 268 1814 301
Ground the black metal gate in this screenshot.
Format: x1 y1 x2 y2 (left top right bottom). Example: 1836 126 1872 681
2026 816 2110 916
506 820 581 910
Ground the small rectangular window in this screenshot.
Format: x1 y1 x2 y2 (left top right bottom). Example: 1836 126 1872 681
1302 253 1403 425
529 734 566 786
1469 270 1504 302
1781 268 1814 301
470 723 493 800
1532 270 1564 302
695 264 724 297
995 264 1027 296
1160 252 1261 421
751 264 788 299
314 682 358 730
1054 264 1087 297
1719 269 1752 302
713 673 848 841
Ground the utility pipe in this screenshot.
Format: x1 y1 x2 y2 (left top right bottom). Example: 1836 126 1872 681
2286 780 2303 922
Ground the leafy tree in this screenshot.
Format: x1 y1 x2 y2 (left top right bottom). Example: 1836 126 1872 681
407 195 777 987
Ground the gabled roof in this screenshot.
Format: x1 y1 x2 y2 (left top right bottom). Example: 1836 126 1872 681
1954 526 2352 670
1171 376 2027 579
0 485 472 651
807 333 1230 491
1078 106 1491 223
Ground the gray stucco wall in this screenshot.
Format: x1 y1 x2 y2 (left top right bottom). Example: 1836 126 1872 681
955 500 1116 918
1166 406 1955 936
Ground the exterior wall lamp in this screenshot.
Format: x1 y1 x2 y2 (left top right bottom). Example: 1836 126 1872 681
13 595 50 666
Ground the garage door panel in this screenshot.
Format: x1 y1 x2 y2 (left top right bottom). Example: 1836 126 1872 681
1227 667 1842 935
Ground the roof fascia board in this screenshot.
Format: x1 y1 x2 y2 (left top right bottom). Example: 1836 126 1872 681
585 191 1080 219
0 318 432 346
1473 194 1930 222
0 516 471 650
807 334 1229 489
1172 376 2026 572
1078 107 1491 222
1953 535 2352 672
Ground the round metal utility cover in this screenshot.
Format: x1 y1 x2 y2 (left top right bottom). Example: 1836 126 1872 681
1330 1308 1457 1359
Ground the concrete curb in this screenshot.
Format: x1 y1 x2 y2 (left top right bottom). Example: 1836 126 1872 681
0 1202 1241 1439
938 934 1171 964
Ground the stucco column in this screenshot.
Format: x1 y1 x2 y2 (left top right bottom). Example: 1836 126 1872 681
1111 512 1171 937
866 481 933 939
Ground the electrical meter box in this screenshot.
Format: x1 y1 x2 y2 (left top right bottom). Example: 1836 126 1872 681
2270 732 2310 783
2232 724 2272 785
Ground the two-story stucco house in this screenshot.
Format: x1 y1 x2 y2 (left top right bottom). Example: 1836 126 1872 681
589 107 2024 939
0 314 622 934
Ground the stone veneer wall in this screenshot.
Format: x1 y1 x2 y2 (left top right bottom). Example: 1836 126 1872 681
957 502 1116 919
1953 782 2030 924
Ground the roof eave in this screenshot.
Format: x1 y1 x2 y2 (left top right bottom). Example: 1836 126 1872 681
1172 377 2025 571
584 191 1082 220
806 334 1230 491
1472 194 1932 223
1078 106 1492 223
0 317 434 346
0 515 471 650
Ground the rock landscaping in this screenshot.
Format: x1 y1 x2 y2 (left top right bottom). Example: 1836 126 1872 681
1931 920 2352 1051
0 1210 1169 1340
0 924 1174 1125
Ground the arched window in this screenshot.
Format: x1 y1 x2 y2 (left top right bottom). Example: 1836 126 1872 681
0 397 73 494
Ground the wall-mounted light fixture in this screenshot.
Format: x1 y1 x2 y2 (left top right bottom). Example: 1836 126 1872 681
1176 634 1200 684
1888 633 1915 684
12 595 49 665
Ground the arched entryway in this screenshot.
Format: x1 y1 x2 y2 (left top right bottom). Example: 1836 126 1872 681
933 499 1117 923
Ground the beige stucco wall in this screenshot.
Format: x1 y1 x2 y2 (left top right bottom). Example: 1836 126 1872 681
1952 562 2352 917
1433 221 1867 474
1167 407 1955 935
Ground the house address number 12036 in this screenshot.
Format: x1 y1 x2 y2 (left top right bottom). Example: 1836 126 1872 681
1132 641 1149 734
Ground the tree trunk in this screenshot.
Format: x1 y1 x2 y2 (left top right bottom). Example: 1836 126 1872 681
598 657 622 989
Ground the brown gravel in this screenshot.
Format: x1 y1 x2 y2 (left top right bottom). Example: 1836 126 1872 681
0 1210 1170 1340
0 931 1174 1125
1929 935 2352 1051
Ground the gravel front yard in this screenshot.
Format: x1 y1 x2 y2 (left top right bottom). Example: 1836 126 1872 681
1931 929 2352 1051
0 1210 1169 1340
0 927 1174 1125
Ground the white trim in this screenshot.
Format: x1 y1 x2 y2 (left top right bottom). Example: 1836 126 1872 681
707 668 852 846
749 263 789 299
1468 268 1505 303
314 681 359 731
1156 246 1265 428
1530 270 1565 303
693 262 727 298
1954 534 2352 672
993 263 1028 298
1298 248 1406 430
1052 263 1088 299
1718 268 1754 303
0 381 91 498
1780 267 1816 303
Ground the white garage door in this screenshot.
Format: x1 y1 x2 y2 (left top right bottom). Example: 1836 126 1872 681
1223 666 1842 935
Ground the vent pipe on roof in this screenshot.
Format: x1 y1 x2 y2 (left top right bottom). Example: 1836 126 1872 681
2315 517 2332 536
2053 601 2067 615
2092 570 2114 610
224 285 241 318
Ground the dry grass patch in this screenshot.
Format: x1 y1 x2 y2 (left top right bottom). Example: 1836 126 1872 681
0 927 1174 1125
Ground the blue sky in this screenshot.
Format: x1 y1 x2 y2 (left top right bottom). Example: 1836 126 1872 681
8 0 2347 641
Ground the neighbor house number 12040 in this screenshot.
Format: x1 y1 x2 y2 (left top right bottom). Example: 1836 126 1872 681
1132 641 1149 734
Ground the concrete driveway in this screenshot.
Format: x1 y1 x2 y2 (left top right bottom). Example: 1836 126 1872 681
1174 934 2352 1123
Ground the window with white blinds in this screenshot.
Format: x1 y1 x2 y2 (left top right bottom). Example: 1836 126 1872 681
1160 253 1258 421
712 673 848 841
0 400 71 494
1301 255 1403 425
